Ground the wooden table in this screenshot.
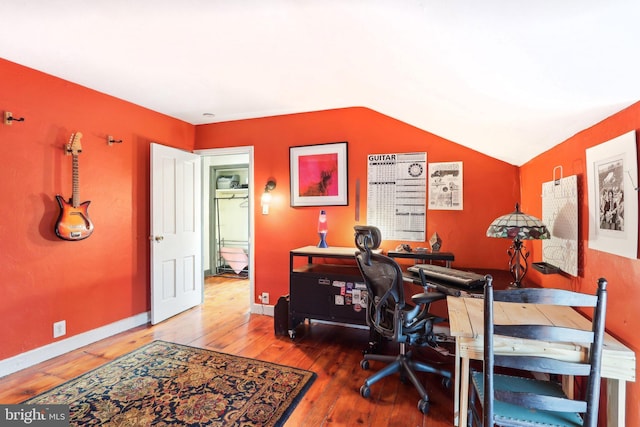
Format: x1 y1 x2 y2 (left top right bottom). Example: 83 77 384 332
447 295 636 427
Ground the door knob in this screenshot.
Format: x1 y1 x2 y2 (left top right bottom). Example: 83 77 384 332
152 235 164 241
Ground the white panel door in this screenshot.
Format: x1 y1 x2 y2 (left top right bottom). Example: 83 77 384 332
150 143 202 324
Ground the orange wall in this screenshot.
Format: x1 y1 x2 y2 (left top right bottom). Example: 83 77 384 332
520 102 640 425
0 58 194 360
194 107 521 301
2 56 515 363
6 54 634 424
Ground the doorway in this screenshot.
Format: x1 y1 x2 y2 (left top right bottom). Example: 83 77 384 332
210 163 249 277
197 146 256 311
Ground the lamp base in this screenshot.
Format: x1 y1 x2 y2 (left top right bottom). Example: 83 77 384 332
317 232 328 248
507 239 529 288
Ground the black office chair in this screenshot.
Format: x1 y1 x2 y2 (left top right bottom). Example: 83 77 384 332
468 276 608 427
353 225 452 414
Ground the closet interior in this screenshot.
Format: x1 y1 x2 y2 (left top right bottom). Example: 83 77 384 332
212 165 249 277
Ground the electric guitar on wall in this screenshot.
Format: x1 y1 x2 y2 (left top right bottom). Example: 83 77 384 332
55 132 94 241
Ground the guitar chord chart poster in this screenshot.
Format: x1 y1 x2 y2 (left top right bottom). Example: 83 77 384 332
541 175 578 276
366 152 426 241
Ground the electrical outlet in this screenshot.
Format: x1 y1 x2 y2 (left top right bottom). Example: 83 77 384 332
261 292 269 305
53 320 66 338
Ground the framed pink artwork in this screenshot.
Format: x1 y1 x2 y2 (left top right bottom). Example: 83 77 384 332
290 142 348 206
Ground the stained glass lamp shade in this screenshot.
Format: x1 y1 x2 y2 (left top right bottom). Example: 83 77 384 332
486 203 550 287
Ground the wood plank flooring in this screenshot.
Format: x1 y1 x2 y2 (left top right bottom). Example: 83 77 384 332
0 276 458 426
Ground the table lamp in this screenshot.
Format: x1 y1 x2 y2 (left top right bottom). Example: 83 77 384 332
317 209 328 248
486 203 550 288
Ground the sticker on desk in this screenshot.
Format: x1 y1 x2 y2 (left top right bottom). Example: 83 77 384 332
332 280 346 287
318 278 330 285
352 289 361 305
355 282 367 290
335 295 345 305
346 282 354 293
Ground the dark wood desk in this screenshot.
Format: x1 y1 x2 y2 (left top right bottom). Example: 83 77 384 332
387 250 454 268
288 246 368 338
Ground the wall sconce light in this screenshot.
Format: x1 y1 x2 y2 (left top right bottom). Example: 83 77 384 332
4 111 25 125
107 135 123 146
261 180 276 215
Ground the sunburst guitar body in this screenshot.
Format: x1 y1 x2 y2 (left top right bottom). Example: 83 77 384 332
55 132 94 241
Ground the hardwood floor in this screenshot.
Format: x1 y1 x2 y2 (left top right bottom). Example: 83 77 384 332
0 276 458 426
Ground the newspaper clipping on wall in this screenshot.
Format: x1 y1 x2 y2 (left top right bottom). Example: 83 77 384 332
366 152 426 241
428 161 463 210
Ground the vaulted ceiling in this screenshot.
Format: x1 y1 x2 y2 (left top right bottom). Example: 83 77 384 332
2 1 639 165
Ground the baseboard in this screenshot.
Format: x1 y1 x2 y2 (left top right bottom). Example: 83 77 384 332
251 302 274 317
2 304 274 378
0 312 150 378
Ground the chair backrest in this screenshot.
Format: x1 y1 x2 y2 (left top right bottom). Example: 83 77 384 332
483 276 608 427
353 226 406 341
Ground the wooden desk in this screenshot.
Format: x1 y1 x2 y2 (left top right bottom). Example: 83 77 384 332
387 250 454 268
289 246 369 338
447 295 636 427
290 245 365 267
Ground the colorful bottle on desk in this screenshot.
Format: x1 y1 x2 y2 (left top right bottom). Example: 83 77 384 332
317 209 328 248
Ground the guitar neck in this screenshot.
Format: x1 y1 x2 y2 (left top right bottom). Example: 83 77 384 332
72 154 80 208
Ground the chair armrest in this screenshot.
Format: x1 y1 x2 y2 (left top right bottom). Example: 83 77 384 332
411 292 446 305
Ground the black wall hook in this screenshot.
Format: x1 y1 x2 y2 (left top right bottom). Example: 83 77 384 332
107 135 123 145
4 112 25 125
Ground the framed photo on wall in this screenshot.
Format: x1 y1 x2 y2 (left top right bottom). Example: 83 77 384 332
290 142 348 207
586 130 638 259
428 161 463 210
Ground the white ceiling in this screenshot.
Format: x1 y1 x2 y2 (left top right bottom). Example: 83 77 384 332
1 1 639 165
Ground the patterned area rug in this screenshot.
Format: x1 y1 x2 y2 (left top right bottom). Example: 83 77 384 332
23 340 316 426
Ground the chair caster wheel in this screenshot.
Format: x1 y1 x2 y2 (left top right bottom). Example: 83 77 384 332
360 360 370 370
363 342 379 355
360 385 371 398
418 399 430 414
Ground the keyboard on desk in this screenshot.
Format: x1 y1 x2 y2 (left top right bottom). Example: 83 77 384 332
407 264 486 289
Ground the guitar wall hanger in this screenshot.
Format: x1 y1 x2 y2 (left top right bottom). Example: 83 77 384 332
4 111 25 125
107 135 123 146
